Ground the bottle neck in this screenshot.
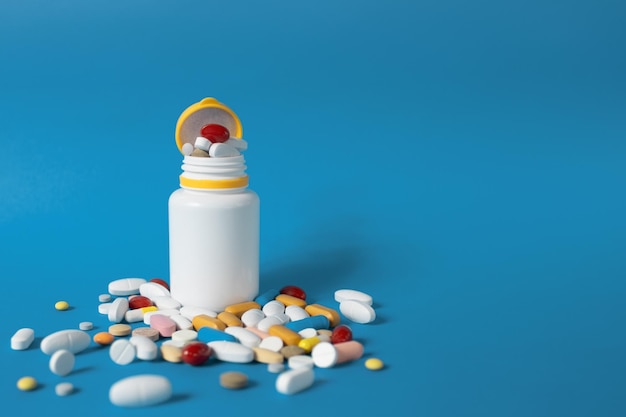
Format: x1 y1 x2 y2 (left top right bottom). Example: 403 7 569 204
179 155 249 190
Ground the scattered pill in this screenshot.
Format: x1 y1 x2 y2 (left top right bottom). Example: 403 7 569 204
152 296 181 310
109 374 172 407
160 344 183 363
209 142 240 157
99 294 112 303
298 328 317 339
41 329 91 355
255 288 279 306
262 300 285 317
55 382 74 396
200 123 230 143
224 137 248 150
275 367 315 395
128 295 153 310
208 341 254 363
224 327 261 348
108 278 146 296
109 339 136 365
139 282 171 300
11 328 34 350
280 285 306 301
311 341 364 368
275 294 307 308
79 321 93 331
49 349 75 376
217 311 243 327
130 335 159 361
365 357 384 370
331 324 353 344
284 315 330 333
252 347 284 364
268 362 285 373
192 314 226 331
197 326 238 343
220 371 248 389
98 303 112 314
305 304 341 327
269 325 302 346
151 314 178 337
170 314 193 331
17 376 37 391
131 327 160 342
93 332 115 345
108 297 129 323
181 342 212 366
280 345 307 359
224 301 261 318
241 308 265 327
172 329 198 344
55 301 70 311
194 136 212 151
288 355 314 370
339 299 376 324
109 324 132 337
298 336 324 353
258 335 284 352
257 316 283 333
285 305 310 322
334 289 373 305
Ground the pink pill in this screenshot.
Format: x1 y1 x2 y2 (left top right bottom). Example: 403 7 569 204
245 326 270 340
150 315 177 337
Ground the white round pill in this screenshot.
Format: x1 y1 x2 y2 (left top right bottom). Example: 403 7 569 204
194 136 211 151
99 294 112 303
268 362 285 373
50 349 75 376
182 142 194 155
334 289 373 305
98 303 112 314
298 328 317 339
79 321 93 331
262 300 285 317
288 355 314 370
258 336 284 352
171 329 198 344
241 309 265 327
109 339 136 365
129 336 158 361
257 316 283 333
55 382 74 396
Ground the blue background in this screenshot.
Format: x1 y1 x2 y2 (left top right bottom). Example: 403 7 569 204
1 1 625 416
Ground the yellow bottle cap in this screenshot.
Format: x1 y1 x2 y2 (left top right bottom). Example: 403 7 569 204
174 97 243 154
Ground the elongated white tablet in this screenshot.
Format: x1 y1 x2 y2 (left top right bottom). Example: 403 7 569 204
109 339 136 365
209 143 240 157
55 382 74 396
276 367 315 395
257 316 283 333
139 282 171 300
11 328 35 350
99 303 112 314
108 278 146 296
170 314 193 331
109 374 172 407
41 330 91 355
224 327 261 348
207 341 254 363
180 305 217 320
152 296 181 310
108 297 129 323
288 355 314 370
225 137 247 150
171 329 197 344
262 300 285 317
130 335 158 361
50 349 75 376
334 289 373 305
339 300 376 324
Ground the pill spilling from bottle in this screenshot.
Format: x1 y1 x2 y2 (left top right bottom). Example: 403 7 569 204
10 280 383 406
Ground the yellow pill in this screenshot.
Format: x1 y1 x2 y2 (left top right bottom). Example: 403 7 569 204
217 311 243 327
224 301 262 318
365 358 384 371
305 304 341 327
275 294 307 308
192 314 226 331
298 336 322 353
55 301 70 311
268 325 302 346
17 376 37 391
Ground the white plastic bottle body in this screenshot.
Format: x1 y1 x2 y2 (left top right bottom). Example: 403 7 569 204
169 187 259 312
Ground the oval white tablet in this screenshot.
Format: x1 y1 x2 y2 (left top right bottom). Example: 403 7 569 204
41 330 91 355
98 303 112 314
257 316 283 333
108 297 129 323
109 374 172 407
55 382 74 396
152 296 181 310
11 328 35 350
241 309 265 327
275 367 315 395
129 336 158 361
288 355 314 370
258 336 284 352
339 300 376 324
224 327 261 348
170 314 193 331
207 341 254 363
171 329 198 344
108 278 146 296
262 300 285 317
139 282 171 300
285 305 309 322
50 349 75 376
109 339 136 365
298 328 317 339
334 289 373 305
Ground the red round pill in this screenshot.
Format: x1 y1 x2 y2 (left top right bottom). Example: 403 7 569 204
200 124 230 143
128 295 153 310
331 324 353 344
150 278 170 290
182 342 212 366
280 285 306 301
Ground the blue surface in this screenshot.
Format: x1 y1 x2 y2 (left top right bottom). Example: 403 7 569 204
1 1 625 416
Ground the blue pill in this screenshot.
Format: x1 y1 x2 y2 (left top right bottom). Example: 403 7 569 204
255 288 279 306
284 315 330 332
197 327 237 343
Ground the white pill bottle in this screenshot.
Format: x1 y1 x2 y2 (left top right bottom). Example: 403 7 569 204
169 97 259 312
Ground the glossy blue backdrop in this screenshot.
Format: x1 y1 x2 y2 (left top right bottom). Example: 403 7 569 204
1 1 625 416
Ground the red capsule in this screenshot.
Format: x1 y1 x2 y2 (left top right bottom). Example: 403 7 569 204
331 324 353 344
128 295 153 310
280 285 306 301
181 342 212 366
200 124 230 143
150 278 170 290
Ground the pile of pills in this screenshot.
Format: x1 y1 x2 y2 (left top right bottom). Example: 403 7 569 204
181 123 248 158
10 277 384 407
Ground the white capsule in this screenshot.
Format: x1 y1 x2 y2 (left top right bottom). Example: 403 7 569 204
109 339 136 365
124 309 145 323
49 349 75 376
241 309 265 327
182 142 194 155
108 278 146 296
109 374 172 407
152 296 181 310
108 297 129 323
334 289 373 305
207 341 254 363
224 327 261 348
262 300 285 317
209 143 240 157
41 330 91 355
275 367 315 395
129 335 158 361
11 328 34 350
339 300 376 324
194 136 211 151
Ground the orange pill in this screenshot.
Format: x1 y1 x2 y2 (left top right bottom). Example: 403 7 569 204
192 314 226 331
305 304 341 327
93 332 115 345
275 294 307 308
224 301 262 318
217 311 243 327
268 325 302 346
